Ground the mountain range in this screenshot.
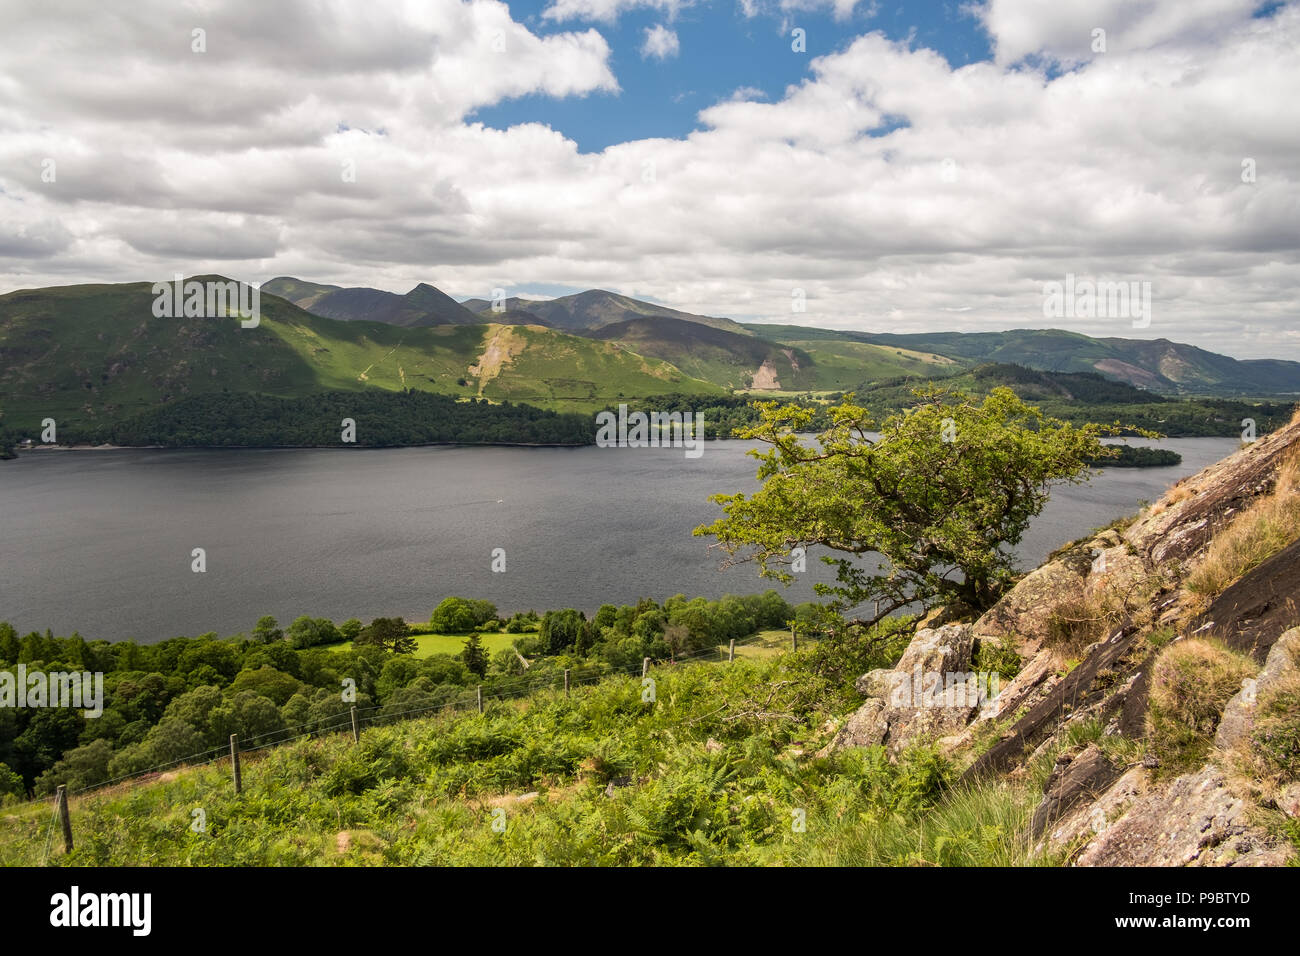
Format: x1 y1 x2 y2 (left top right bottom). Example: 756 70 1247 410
269 276 1300 397
1 275 1297 440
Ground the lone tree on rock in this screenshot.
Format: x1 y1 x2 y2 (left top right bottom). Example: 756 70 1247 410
696 386 1135 629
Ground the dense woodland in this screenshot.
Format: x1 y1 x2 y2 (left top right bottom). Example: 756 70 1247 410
0 591 812 800
75 390 594 447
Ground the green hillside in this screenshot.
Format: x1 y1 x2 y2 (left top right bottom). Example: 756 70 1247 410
747 326 1300 397
260 277 341 310
0 279 721 435
758 336 961 391
587 316 815 390
1 619 1027 868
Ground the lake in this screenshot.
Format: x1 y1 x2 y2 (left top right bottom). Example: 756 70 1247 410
0 437 1239 643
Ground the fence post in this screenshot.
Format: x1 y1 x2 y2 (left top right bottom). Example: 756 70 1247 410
55 784 73 854
350 705 360 743
564 669 570 697
477 686 483 713
642 657 650 678
229 734 242 794
728 639 735 662
791 624 798 653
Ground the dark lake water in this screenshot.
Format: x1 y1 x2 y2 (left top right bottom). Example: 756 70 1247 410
0 437 1239 643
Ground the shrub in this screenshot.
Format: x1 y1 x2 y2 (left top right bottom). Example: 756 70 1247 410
1250 675 1300 781
973 636 1022 681
1044 596 1110 656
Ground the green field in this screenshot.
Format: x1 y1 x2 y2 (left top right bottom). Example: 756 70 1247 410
334 631 519 660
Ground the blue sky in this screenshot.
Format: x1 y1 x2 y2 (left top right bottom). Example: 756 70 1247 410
473 1 994 152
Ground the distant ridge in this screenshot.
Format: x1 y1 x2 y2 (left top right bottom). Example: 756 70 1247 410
263 276 480 327
746 325 1300 397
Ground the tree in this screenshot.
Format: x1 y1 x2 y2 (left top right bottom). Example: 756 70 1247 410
539 609 587 655
357 617 416 654
0 761 25 800
34 739 113 795
0 623 21 666
429 597 497 634
229 666 303 706
286 616 340 649
696 386 1129 627
460 634 489 678
252 615 283 644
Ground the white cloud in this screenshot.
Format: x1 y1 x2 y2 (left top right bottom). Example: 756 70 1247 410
978 0 1257 66
0 0 1298 359
642 25 682 60
544 0 687 23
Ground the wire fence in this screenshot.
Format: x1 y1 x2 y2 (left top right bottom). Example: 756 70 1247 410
17 628 798 816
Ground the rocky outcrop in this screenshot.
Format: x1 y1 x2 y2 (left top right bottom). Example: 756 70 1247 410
826 624 984 754
1030 744 1123 839
1072 767 1290 867
831 413 1300 866
1193 541 1300 662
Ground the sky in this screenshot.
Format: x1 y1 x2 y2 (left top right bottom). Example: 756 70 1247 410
0 0 1296 358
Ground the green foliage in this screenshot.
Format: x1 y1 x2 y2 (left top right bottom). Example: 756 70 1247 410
0 635 1059 868
697 386 1124 620
287 616 340 649
0 762 24 801
429 598 498 634
357 618 416 655
539 609 588 655
0 614 1080 867
84 390 595 448
1147 638 1256 778
460 635 489 679
842 362 1294 437
1087 445 1181 468
972 636 1023 682
0 590 808 794
252 616 283 644
1251 679 1300 780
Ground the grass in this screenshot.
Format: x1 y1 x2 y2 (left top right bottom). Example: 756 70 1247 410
1147 637 1257 779
794 773 1047 867
1249 672 1300 782
1043 594 1116 657
720 629 795 660
334 631 517 660
1186 452 1300 600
